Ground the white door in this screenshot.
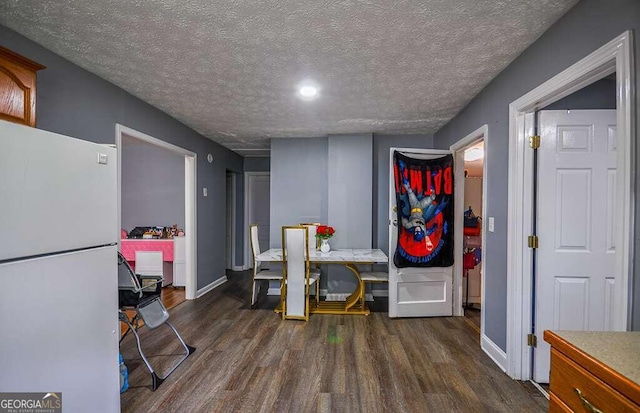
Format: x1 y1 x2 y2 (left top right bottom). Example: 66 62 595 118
245 172 271 265
388 148 454 317
534 110 616 382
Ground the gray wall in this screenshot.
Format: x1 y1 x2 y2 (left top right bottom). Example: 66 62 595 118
327 134 373 293
543 77 616 110
433 0 640 350
328 134 373 249
244 157 271 172
0 24 243 290
121 135 185 231
270 138 328 248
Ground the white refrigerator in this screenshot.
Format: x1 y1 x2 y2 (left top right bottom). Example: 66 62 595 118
0 120 121 412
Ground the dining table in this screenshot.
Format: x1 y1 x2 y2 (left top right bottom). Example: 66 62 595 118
256 248 388 315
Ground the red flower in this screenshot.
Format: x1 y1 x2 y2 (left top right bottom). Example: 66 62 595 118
316 225 335 239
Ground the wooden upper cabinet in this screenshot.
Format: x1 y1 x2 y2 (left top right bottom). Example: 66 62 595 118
0 46 45 127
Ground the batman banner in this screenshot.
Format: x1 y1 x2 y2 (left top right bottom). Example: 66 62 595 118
393 151 454 268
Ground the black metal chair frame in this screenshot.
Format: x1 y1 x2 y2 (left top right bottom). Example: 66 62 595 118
118 252 195 390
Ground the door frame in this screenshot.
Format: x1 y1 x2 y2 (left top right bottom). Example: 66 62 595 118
226 172 240 270
450 125 488 324
506 31 634 380
244 171 270 270
115 124 199 300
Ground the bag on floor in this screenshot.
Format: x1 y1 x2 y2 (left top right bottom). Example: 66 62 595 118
119 352 129 393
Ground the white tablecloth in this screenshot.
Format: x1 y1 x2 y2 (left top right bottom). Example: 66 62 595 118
256 248 388 263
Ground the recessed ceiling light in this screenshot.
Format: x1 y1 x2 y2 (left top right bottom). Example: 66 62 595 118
299 86 317 97
464 147 484 162
297 82 319 100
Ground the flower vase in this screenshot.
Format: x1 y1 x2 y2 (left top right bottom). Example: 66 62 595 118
320 238 331 253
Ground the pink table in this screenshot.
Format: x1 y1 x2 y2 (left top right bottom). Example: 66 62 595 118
120 239 174 262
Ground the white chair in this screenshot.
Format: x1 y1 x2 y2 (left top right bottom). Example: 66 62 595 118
299 222 322 278
250 224 282 307
135 251 164 294
358 268 389 308
299 223 320 250
282 226 320 320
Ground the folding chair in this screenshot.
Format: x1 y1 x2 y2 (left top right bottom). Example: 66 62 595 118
117 252 195 390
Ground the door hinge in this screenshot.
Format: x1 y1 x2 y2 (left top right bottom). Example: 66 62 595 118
527 334 537 348
528 235 539 249
529 135 540 149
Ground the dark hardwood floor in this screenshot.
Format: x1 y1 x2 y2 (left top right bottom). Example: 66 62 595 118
161 285 186 310
464 305 481 333
120 286 186 335
120 271 547 412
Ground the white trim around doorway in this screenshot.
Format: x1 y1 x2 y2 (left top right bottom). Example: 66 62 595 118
506 31 634 380
115 124 199 300
226 172 243 271
450 124 488 319
244 171 270 271
450 125 501 369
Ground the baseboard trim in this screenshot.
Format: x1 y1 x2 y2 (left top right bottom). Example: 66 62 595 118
231 265 245 271
196 276 228 298
481 333 507 373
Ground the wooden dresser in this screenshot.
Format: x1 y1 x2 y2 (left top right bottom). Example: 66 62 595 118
0 46 45 127
544 330 640 412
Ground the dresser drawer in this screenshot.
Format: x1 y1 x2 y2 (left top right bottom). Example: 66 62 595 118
549 392 572 413
550 348 640 413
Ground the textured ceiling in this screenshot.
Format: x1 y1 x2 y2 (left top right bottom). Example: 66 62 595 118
0 0 577 156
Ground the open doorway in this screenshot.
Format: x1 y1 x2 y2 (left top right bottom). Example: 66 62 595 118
225 171 236 270
462 140 484 330
116 124 198 302
530 75 617 385
451 125 488 333
244 172 270 271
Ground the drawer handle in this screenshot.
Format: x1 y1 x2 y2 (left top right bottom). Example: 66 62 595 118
574 388 603 413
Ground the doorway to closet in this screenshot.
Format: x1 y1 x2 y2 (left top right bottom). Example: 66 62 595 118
462 140 484 330
450 125 488 326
